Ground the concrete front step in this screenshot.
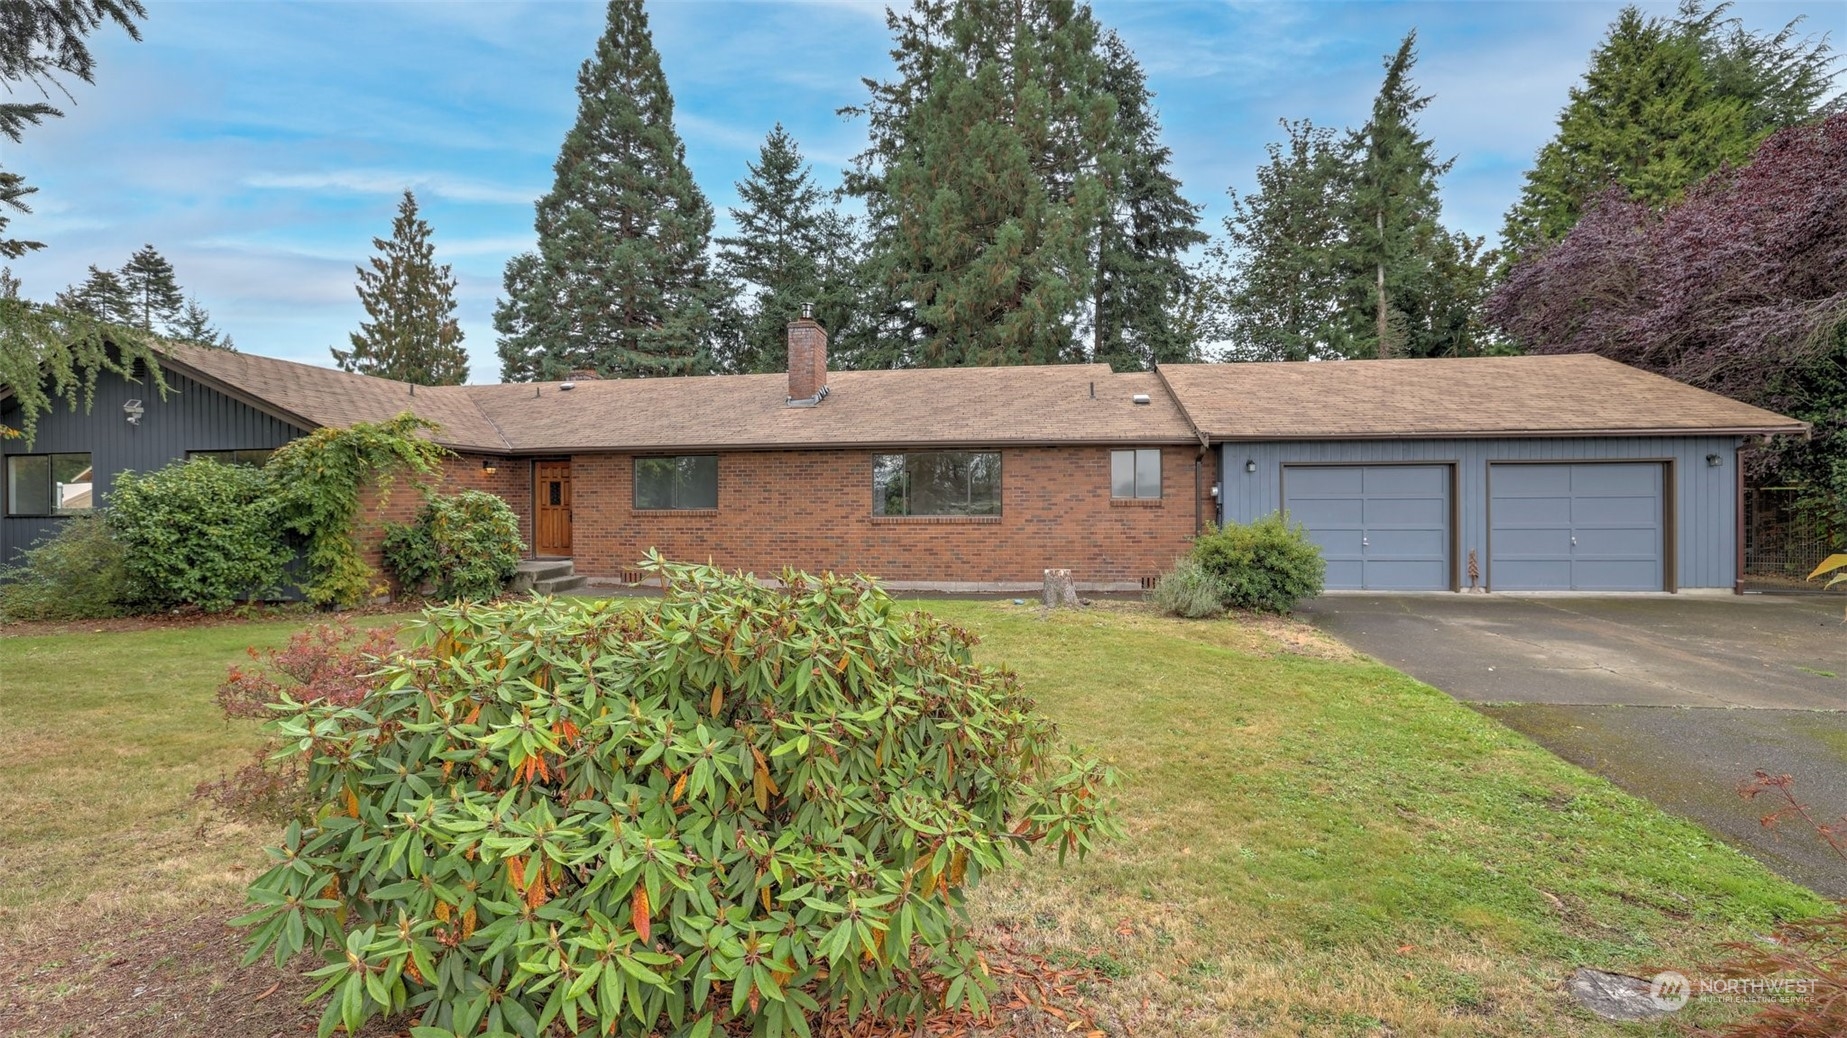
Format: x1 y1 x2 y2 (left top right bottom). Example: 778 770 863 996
516 559 575 583
533 575 588 595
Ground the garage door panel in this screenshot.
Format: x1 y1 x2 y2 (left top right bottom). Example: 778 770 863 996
1364 497 1447 526
1365 466 1447 495
1289 467 1365 495
1284 465 1451 591
1367 529 1447 556
1490 463 1664 591
1494 559 1575 589
1574 495 1659 525
1288 497 1364 527
1575 528 1660 556
1495 527 1573 556
1309 530 1364 555
1322 559 1366 589
1573 559 1661 590
1571 463 1660 494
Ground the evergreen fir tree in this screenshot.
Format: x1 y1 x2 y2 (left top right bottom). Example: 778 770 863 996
1212 120 1352 361
494 0 721 381
1501 6 1758 262
714 125 857 374
54 265 132 324
170 295 234 351
848 0 1115 367
1090 30 1206 371
332 190 468 385
1336 31 1459 359
118 243 183 332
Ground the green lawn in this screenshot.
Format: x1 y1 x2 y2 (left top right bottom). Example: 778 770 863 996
0 602 1825 1036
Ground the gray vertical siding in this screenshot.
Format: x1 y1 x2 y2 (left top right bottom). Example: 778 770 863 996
1217 437 1744 590
2 365 305 563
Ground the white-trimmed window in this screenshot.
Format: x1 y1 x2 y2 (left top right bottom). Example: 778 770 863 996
1111 449 1161 499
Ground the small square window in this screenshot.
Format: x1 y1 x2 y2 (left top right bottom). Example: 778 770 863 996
1111 449 1161 499
5 453 94 515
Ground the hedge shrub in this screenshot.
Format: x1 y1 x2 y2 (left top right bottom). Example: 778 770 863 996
236 558 1118 1038
382 490 524 602
108 458 290 612
0 515 129 621
1190 513 1325 613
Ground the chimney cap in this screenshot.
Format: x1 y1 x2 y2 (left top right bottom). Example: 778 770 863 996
800 301 814 320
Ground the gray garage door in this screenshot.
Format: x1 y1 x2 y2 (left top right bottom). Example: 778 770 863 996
1490 463 1664 590
1283 465 1451 590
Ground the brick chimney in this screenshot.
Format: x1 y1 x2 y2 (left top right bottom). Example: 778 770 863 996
786 304 829 406
566 368 601 381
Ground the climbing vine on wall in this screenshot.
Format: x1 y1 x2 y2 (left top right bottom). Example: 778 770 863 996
265 413 447 608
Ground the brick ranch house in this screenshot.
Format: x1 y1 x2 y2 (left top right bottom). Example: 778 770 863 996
1 317 1806 593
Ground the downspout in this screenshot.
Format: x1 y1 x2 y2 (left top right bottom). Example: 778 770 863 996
1734 439 1749 595
1193 428 1211 537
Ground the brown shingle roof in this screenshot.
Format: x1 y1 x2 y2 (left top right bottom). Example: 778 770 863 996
157 343 512 451
155 347 1194 452
466 365 1195 452
1157 355 1807 440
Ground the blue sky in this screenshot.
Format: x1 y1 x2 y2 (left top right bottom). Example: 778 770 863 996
7 0 1840 381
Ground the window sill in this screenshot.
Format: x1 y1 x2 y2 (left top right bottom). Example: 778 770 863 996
870 515 1003 525
632 508 719 516
1109 498 1164 508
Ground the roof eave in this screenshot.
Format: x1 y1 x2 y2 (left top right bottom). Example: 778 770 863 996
1201 424 1812 441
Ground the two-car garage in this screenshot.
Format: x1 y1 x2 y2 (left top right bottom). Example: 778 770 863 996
1161 354 1809 594
1280 461 1666 591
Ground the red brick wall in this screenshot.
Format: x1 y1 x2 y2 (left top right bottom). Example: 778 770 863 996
550 445 1204 587
354 453 531 587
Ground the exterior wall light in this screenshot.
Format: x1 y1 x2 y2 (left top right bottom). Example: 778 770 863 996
123 399 144 426
482 459 499 474
1244 459 1257 473
1706 453 1722 467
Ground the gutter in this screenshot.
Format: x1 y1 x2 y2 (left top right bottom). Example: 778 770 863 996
1202 425 1811 440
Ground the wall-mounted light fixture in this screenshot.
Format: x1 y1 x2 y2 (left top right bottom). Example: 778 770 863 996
123 399 144 426
1706 453 1723 468
482 459 499 475
1244 459 1257 474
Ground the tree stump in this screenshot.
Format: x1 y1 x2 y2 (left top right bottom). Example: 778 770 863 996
1042 569 1079 609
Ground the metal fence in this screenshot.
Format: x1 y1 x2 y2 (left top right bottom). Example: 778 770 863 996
1743 486 1836 579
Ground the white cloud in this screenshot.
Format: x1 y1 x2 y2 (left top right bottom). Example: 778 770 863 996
245 170 540 206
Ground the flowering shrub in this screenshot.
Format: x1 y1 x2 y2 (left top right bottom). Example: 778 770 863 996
234 558 1118 1038
197 620 400 820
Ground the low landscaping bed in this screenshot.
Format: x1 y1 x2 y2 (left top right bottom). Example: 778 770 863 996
0 601 1825 1036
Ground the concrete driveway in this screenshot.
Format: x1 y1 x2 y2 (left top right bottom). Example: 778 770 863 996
1299 594 1847 895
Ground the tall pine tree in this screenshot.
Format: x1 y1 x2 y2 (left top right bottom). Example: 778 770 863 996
332 190 467 385
1090 30 1207 371
495 0 721 381
714 126 857 374
1499 2 1836 264
119 243 183 332
848 0 1115 367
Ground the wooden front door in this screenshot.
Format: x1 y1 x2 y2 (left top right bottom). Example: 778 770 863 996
534 460 572 557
